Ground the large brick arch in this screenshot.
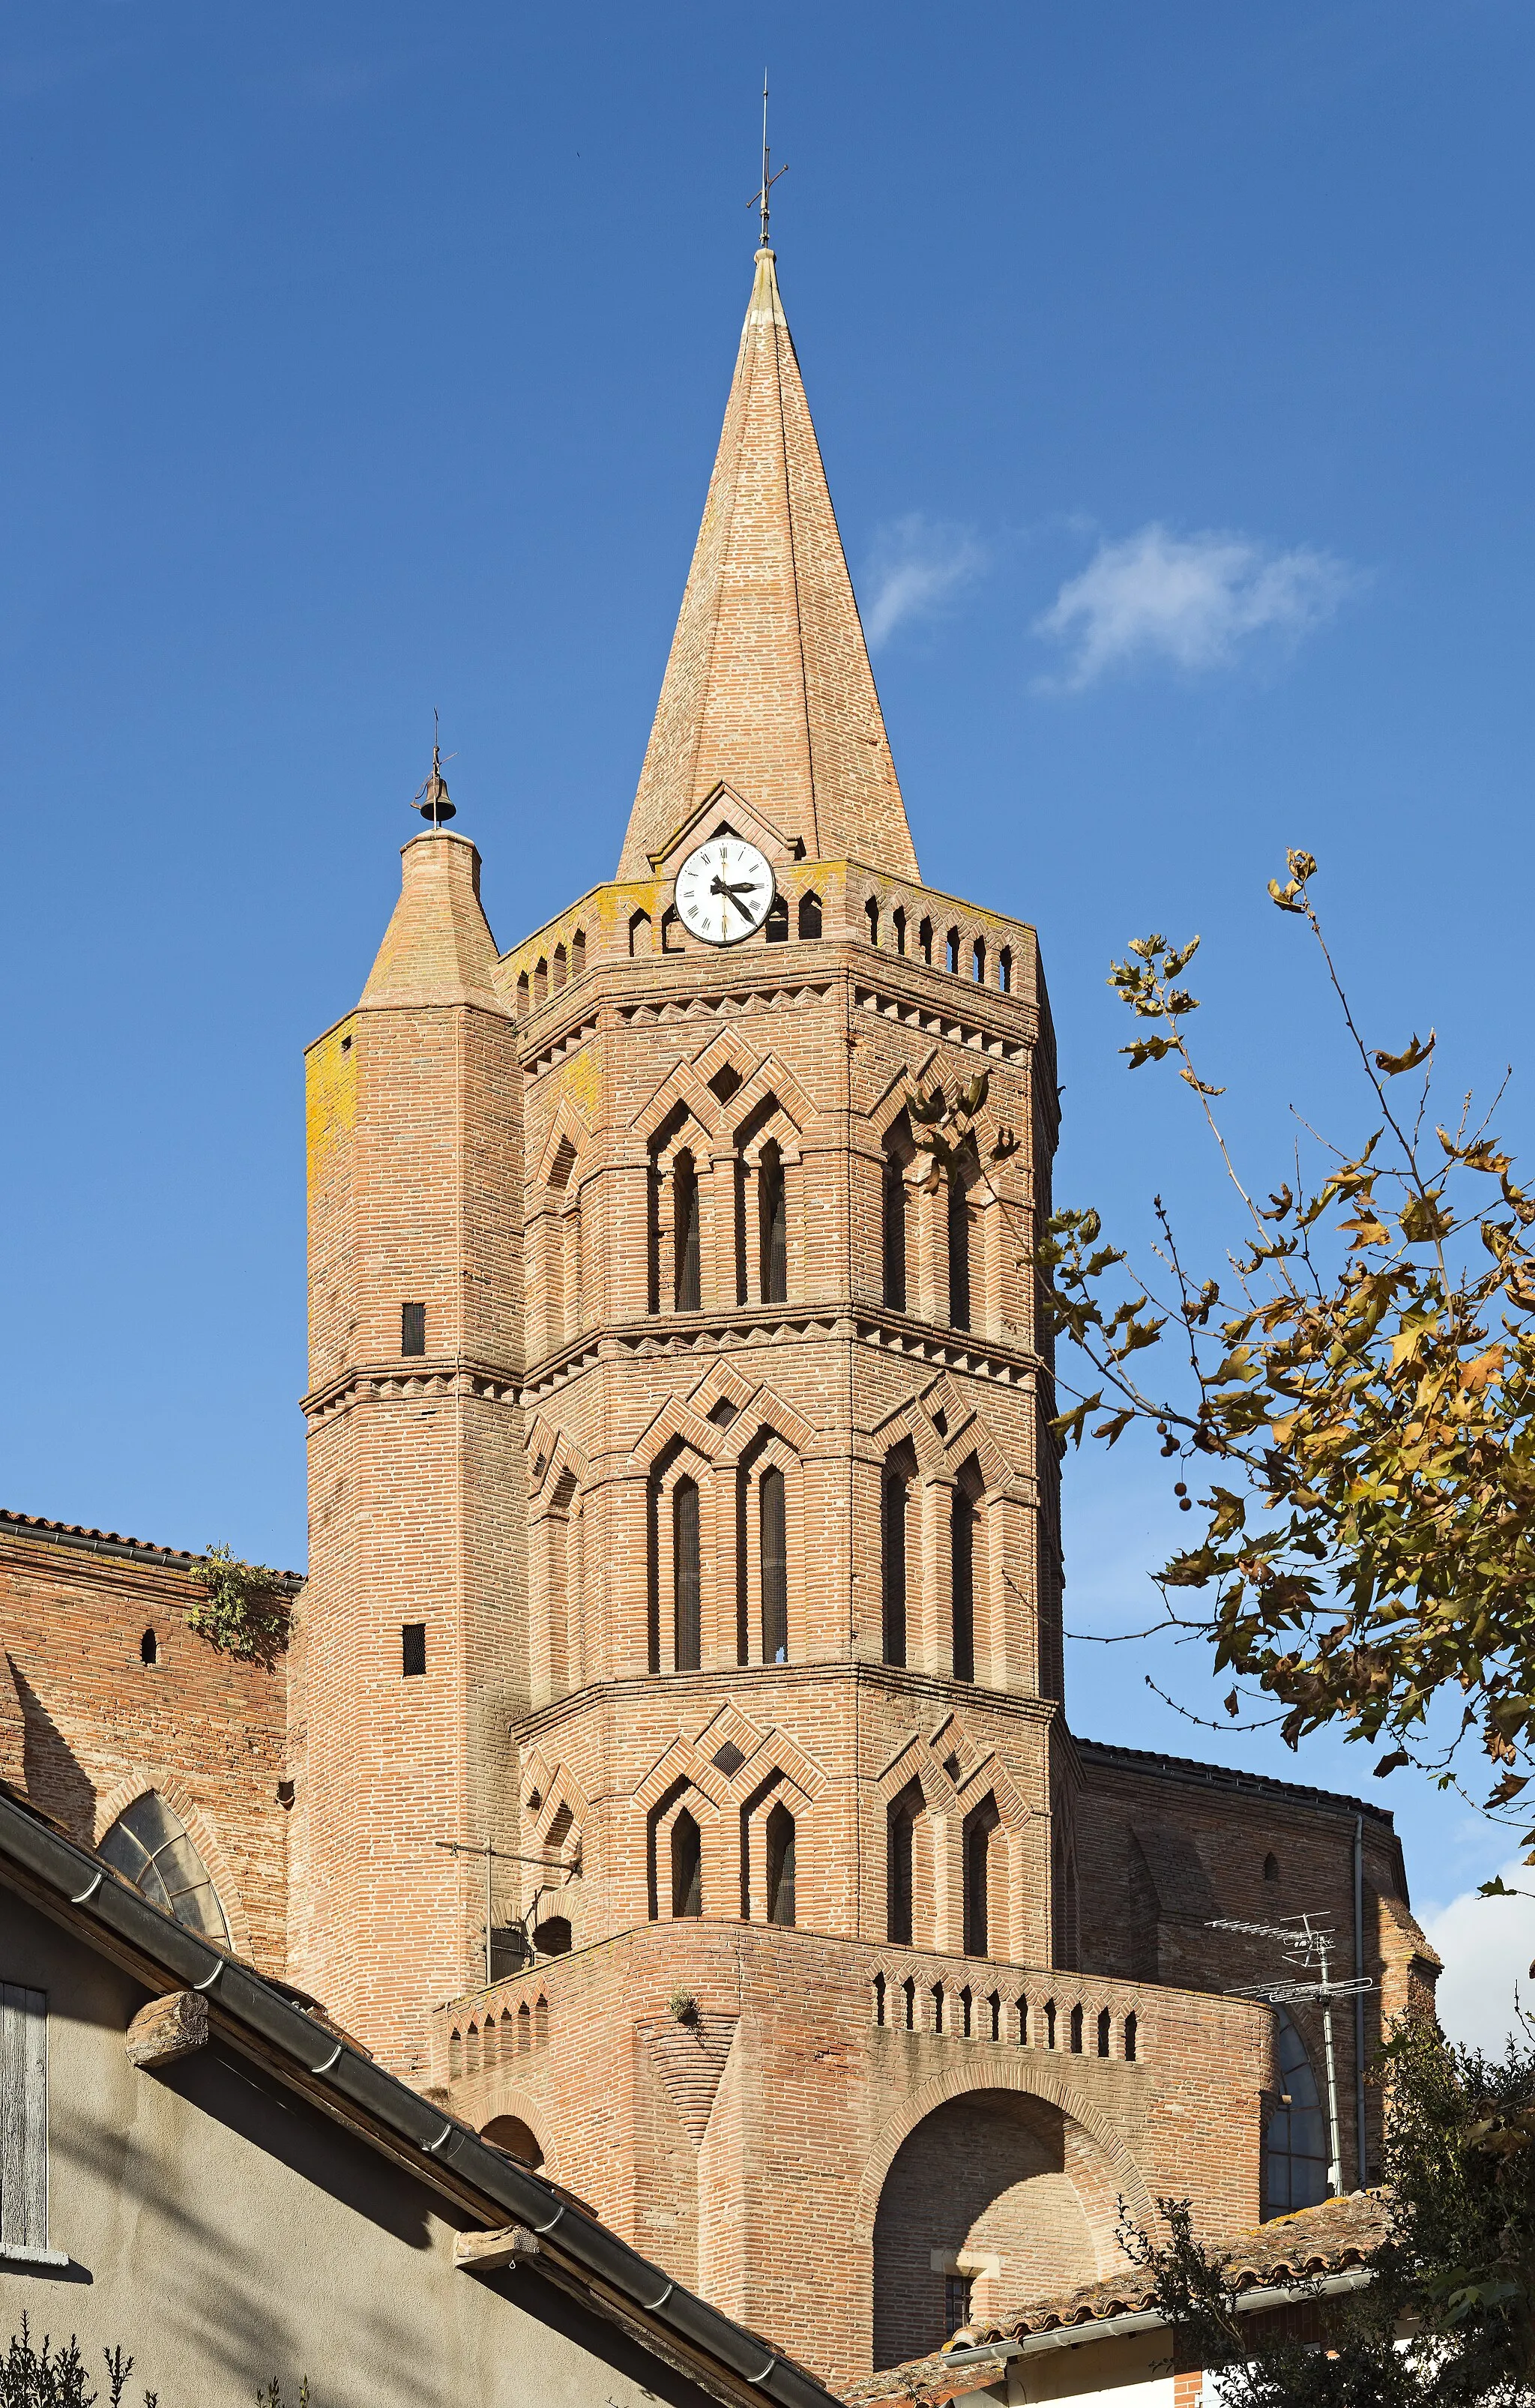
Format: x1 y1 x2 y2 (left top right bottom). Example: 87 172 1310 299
854 2063 1152 2372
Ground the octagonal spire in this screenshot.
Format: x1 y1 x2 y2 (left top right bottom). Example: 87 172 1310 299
618 248 918 883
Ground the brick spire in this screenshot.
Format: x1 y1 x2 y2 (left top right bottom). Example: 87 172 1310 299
359 828 501 1012
618 247 918 882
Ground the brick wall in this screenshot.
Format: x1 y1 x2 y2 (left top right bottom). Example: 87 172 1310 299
0 1517 290 1969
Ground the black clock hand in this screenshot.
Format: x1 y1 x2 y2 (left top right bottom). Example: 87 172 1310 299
711 876 762 921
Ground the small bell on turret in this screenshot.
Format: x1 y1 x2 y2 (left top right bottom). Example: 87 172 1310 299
411 714 457 827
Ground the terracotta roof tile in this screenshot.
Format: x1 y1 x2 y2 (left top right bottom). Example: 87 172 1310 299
845 2191 1392 2407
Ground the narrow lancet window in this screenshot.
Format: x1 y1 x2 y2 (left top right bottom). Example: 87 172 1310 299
671 1812 702 1918
761 1465 788 1664
673 1478 702 1671
947 1168 971 1331
674 1150 701 1311
963 1799 1000 1958
882 1142 907 1311
765 1803 796 1926
759 1141 786 1303
881 1464 908 1668
887 1791 917 1945
951 1488 975 1682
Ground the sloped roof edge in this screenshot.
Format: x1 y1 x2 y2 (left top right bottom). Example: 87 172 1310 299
0 1787 836 2408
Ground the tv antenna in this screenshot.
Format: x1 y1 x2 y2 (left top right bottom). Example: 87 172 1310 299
435 1836 580 1988
748 73 788 250
1208 1914 1373 2197
411 708 457 827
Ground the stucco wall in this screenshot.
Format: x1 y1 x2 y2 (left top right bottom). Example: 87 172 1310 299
0 1893 715 2408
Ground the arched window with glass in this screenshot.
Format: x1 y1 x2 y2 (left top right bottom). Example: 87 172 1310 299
99 1793 229 1943
1264 2009 1329 2216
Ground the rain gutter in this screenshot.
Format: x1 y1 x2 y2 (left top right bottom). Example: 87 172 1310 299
0 1793 835 2408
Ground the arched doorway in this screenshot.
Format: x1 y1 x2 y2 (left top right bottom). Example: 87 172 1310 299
872 2089 1112 2370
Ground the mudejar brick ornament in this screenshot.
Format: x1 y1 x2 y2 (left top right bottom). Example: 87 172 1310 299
0 228 1440 2392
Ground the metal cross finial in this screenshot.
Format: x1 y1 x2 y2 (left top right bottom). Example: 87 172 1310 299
748 71 788 250
411 706 458 827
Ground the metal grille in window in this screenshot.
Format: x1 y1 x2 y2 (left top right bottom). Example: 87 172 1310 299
944 2275 973 2338
99 1793 230 1944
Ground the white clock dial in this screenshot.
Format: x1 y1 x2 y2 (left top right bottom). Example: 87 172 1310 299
673 836 776 947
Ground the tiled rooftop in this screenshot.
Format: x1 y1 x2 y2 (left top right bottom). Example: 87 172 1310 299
847 2190 1391 2408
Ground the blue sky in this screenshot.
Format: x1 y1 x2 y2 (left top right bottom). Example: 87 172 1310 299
2 1 1532 2016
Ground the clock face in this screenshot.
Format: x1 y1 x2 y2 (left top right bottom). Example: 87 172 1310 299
674 836 776 947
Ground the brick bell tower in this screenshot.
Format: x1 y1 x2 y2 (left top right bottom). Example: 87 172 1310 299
292 804 527 2071
296 242 1279 2384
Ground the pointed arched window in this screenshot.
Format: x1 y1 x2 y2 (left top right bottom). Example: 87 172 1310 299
887 1783 920 1946
99 1793 229 1944
1264 2009 1328 2215
673 1477 702 1671
671 1811 703 1918
674 1150 701 1311
760 1464 788 1664
759 1141 786 1303
882 1133 908 1312
962 1796 1001 1958
881 1458 910 1668
765 1802 797 1927
951 1485 976 1683
947 1161 972 1331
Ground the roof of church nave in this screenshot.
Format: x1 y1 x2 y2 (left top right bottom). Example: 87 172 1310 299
1079 1736 1397 1830
619 245 919 887
0 1506 303 1586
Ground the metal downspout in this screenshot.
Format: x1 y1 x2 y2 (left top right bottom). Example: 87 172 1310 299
1354 1811 1368 2185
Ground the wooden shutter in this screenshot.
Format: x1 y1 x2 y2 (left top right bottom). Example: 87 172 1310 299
0 1985 47 2252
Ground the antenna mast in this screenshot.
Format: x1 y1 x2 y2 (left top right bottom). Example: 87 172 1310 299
1209 1915 1374 2196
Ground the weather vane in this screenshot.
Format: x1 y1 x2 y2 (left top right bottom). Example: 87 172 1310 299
411 707 457 827
748 71 788 250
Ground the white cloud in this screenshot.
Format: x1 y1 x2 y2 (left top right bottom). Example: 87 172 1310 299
862 515 986 650
1033 522 1358 690
1423 1858 1535 2056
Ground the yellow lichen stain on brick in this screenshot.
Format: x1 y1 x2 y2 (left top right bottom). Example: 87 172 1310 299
306 1022 357 1189
558 1044 600 1122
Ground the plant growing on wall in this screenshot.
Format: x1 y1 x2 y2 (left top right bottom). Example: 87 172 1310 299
187 1544 291 1666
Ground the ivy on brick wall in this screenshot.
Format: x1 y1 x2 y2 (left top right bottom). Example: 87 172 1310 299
187 1544 291 1667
